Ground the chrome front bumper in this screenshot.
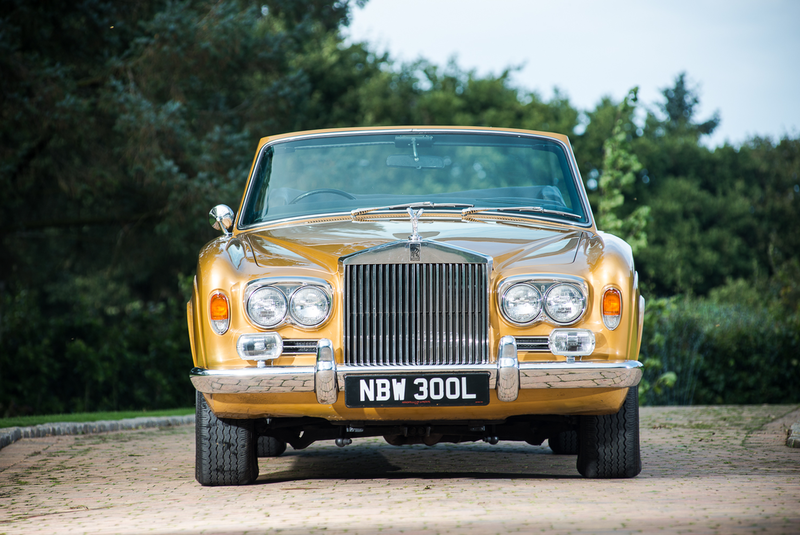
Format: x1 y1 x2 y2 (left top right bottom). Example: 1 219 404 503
190 337 643 404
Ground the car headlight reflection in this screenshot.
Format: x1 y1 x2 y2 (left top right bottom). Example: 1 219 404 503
544 283 586 324
247 287 288 328
289 286 331 326
501 283 542 324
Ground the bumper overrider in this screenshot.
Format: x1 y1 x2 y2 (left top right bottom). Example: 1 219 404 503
191 337 643 404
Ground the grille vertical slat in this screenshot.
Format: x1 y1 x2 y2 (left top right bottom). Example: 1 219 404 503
344 262 489 366
472 264 478 362
466 264 473 362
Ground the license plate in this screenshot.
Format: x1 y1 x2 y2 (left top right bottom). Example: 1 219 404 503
344 373 490 408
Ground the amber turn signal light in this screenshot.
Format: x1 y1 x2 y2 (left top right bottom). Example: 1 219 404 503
602 288 621 330
209 292 230 334
210 293 229 320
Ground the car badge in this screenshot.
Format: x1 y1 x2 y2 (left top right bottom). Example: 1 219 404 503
408 207 423 242
408 207 423 261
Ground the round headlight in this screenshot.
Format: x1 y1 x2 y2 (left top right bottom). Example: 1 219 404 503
544 284 586 324
501 283 542 324
289 286 330 326
247 287 287 327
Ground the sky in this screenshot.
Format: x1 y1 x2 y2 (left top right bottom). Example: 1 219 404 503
346 0 800 148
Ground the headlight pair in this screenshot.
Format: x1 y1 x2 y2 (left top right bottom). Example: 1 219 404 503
246 279 332 328
500 279 587 326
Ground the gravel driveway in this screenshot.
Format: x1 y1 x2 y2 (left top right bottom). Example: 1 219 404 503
1 405 798 535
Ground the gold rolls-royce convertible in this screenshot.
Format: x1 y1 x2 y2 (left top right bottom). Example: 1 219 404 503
188 126 645 485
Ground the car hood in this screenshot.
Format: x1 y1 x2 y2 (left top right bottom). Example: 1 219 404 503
243 219 585 275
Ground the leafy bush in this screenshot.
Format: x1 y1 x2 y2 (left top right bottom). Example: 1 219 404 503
639 291 800 405
0 277 194 416
639 297 705 405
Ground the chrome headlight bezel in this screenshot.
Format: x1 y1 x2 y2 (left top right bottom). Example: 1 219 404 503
246 286 288 328
244 277 333 330
288 285 332 327
500 283 543 326
544 283 587 325
497 275 588 326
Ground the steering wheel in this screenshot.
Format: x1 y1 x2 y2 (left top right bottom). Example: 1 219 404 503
288 188 357 205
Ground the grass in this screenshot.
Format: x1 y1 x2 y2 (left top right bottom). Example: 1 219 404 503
0 408 194 429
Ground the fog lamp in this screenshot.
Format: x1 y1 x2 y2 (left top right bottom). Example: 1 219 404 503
549 329 595 358
237 333 283 367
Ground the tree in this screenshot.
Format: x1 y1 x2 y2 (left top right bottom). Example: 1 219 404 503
658 72 720 138
595 88 649 253
0 0 371 415
633 74 763 296
2 1 798 413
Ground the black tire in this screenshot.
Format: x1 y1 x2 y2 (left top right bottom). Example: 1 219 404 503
195 391 259 486
257 436 287 458
548 430 578 455
577 387 641 478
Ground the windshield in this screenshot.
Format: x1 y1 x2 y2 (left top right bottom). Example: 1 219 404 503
239 132 589 227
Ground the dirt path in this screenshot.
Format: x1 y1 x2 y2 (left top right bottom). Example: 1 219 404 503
1 405 799 535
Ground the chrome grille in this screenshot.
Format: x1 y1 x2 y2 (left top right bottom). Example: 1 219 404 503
344 263 489 366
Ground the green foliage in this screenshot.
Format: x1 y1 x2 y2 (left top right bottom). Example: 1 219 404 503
0 277 194 415
0 0 370 416
0 3 798 413
659 72 720 138
639 297 705 405
630 73 800 298
595 88 650 253
637 362 676 406
640 291 800 406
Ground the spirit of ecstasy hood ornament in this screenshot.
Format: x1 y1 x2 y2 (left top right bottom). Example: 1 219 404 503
408 207 424 242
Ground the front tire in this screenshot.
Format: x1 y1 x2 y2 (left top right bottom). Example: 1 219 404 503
195 391 259 486
577 387 641 478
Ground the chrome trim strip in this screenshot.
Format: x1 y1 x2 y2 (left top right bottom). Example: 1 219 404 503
339 239 493 266
190 361 642 396
190 366 316 394
518 361 642 389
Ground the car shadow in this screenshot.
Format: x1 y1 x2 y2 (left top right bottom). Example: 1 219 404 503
253 441 581 484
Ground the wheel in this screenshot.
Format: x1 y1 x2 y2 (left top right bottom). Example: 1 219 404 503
195 390 259 486
577 387 641 478
289 188 356 204
548 430 578 455
257 436 287 457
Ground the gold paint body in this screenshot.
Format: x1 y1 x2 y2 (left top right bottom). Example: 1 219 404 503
188 127 643 420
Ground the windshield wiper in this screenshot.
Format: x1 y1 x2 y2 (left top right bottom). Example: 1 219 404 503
351 202 473 219
462 206 583 219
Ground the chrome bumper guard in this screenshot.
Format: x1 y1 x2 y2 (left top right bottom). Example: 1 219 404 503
190 337 643 404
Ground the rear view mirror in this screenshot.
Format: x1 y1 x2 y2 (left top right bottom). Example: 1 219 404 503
386 154 445 169
209 204 235 235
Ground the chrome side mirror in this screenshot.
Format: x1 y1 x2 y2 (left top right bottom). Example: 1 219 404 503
209 204 235 236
